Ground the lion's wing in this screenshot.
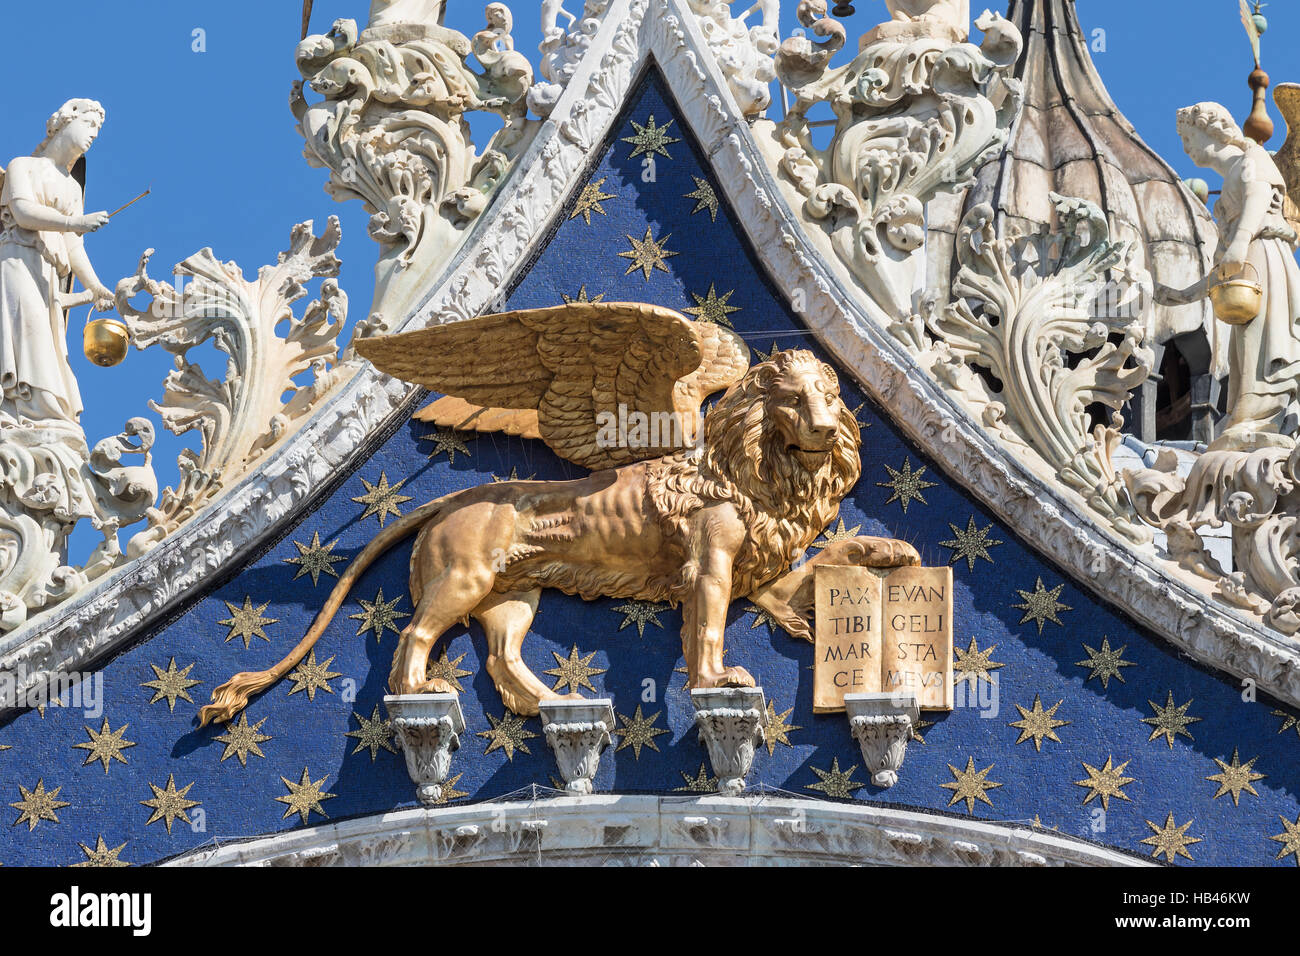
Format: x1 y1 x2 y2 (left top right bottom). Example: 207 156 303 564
412 396 542 440
357 302 721 470
671 320 750 444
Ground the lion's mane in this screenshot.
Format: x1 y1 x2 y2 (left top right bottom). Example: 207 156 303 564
646 350 862 600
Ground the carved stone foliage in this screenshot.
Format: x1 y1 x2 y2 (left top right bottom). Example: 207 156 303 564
292 2 536 329
772 0 1023 316
0 419 156 632
115 218 350 558
683 0 778 118
925 195 1154 543
1124 446 1300 635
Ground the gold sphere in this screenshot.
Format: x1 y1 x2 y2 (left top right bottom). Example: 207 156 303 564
1209 262 1263 326
83 316 130 367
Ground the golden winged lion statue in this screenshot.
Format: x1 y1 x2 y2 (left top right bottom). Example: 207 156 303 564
199 302 919 724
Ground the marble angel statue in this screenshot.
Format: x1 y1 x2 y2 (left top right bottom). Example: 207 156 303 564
0 98 116 427
1155 102 1300 451
0 99 155 630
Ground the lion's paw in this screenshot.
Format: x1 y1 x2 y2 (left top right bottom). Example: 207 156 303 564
699 665 756 689
413 678 457 696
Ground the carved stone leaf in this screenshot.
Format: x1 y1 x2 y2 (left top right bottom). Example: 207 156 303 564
934 196 1153 542
117 218 348 553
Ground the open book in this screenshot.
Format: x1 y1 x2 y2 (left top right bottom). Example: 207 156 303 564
812 564 954 712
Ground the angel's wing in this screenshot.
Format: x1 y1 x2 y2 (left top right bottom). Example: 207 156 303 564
1274 83 1300 235
1241 0 1262 68
356 301 750 471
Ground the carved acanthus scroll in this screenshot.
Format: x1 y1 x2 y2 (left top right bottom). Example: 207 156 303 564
115 219 350 557
772 1 1022 316
927 195 1154 543
292 1 536 331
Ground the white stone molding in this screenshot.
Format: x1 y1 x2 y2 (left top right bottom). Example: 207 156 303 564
386 693 466 806
6 0 1300 723
162 794 1153 866
692 687 766 794
540 698 615 795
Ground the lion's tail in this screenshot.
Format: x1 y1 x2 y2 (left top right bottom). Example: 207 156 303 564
197 499 445 727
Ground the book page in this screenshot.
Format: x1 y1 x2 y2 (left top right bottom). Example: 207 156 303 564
812 564 883 713
881 565 954 711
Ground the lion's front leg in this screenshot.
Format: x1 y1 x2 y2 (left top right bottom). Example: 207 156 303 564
682 507 755 690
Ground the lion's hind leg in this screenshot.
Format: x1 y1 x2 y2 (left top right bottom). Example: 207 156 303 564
389 564 495 696
473 588 567 717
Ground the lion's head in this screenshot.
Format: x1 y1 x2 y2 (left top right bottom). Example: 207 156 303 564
648 349 863 597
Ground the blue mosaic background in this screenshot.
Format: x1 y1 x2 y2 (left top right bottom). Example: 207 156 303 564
1 72 1298 867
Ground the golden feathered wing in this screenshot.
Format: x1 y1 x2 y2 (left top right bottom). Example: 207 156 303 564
354 301 750 471
1274 83 1300 236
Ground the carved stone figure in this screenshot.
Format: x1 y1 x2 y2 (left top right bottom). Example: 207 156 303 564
874 0 971 42
292 1 536 331
530 0 611 116
684 0 779 117
199 302 917 724
769 1 1022 317
0 100 157 630
1156 102 1300 452
1 99 113 425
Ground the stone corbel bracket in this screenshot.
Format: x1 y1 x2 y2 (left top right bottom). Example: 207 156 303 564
386 693 466 806
540 698 615 794
846 692 919 789
692 687 766 794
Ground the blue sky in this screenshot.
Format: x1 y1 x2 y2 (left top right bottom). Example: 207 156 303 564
1 0 1292 560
